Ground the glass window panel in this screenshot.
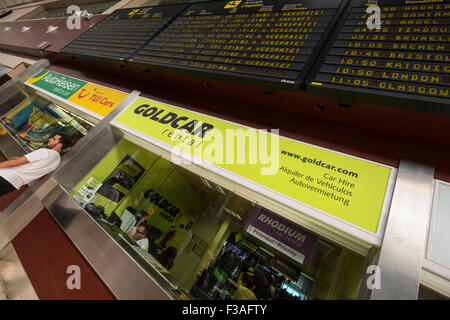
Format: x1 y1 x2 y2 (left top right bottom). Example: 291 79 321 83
0 64 11 77
427 182 450 269
0 93 94 153
71 137 367 300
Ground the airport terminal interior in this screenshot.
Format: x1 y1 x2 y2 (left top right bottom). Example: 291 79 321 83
0 0 448 300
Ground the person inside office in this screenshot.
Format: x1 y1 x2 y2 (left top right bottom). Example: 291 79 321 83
127 223 150 251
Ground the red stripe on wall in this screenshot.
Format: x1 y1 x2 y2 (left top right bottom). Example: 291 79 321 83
11 209 116 300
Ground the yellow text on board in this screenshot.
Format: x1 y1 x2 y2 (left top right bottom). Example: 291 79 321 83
224 1 242 9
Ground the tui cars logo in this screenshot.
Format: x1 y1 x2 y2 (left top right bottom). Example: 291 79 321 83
76 87 116 108
77 87 90 99
68 83 127 116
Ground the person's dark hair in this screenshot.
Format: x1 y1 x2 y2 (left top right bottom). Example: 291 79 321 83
138 223 149 237
55 134 72 150
140 220 149 229
245 276 255 290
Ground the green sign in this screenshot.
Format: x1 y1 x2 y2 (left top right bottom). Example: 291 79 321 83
27 70 87 99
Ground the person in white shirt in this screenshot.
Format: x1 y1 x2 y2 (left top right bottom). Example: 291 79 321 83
0 134 72 196
127 224 150 251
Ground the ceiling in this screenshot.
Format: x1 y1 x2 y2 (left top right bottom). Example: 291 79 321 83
0 0 37 10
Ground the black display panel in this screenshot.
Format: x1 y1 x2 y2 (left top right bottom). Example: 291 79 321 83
129 0 347 91
61 4 188 61
306 0 450 114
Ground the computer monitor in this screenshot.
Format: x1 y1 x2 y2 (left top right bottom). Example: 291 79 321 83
120 209 136 233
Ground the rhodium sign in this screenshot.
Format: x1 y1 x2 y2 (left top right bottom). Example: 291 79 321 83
26 69 128 117
245 207 317 264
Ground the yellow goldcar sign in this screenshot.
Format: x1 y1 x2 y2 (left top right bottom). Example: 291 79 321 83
116 97 392 234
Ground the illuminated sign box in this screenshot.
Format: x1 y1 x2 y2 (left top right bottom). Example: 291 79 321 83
112 96 396 245
245 207 318 264
26 69 128 118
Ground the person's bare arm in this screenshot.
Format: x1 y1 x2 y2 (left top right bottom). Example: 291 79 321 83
18 133 49 142
0 156 29 168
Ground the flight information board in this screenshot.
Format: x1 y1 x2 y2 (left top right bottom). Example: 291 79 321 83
129 0 346 90
307 0 450 114
61 4 188 61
